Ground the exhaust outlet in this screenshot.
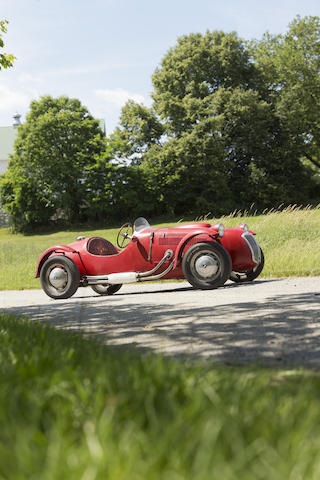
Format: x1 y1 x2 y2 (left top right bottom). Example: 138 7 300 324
107 272 138 284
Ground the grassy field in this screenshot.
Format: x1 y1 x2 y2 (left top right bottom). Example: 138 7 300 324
1 312 320 479
1 205 320 290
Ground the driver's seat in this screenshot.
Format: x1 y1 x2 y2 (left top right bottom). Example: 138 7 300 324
87 237 118 256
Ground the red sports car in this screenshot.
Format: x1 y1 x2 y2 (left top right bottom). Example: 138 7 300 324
35 217 264 299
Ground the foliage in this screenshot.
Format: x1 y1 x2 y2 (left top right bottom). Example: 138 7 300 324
140 127 232 216
1 17 319 231
0 96 108 231
251 16 320 171
2 312 320 479
151 30 262 133
82 133 157 223
112 21 318 217
1 206 320 291
0 20 15 70
110 100 164 164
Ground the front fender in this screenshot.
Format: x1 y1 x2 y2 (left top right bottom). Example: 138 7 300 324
35 245 80 278
173 231 219 269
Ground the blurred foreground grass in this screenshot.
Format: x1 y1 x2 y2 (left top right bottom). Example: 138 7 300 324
1 312 320 479
1 205 320 290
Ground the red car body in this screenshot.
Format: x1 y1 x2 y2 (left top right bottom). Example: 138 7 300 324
36 217 264 299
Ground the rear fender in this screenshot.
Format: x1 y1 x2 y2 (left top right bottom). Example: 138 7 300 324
35 245 81 278
173 231 219 269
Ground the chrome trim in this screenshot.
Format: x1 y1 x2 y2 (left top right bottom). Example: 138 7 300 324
194 254 219 278
242 232 261 264
214 223 225 237
138 259 175 282
83 249 174 285
84 275 109 285
139 249 173 277
49 267 68 289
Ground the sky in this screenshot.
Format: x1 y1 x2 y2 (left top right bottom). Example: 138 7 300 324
0 0 319 134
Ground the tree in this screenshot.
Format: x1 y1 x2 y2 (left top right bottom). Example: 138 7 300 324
152 30 262 134
110 100 164 164
207 86 311 208
0 20 15 70
112 27 313 217
251 16 320 170
84 145 155 223
140 128 232 216
0 96 107 231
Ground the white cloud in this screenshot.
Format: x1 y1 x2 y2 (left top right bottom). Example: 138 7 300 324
0 84 31 112
94 88 147 108
18 73 43 85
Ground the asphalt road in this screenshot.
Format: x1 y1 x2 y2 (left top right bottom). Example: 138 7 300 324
1 277 320 368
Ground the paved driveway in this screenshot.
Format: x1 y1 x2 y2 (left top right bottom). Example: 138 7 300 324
1 277 320 368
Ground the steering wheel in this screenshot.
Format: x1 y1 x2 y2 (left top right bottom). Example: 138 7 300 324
117 222 133 248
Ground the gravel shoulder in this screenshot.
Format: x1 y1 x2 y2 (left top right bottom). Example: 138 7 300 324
1 276 320 368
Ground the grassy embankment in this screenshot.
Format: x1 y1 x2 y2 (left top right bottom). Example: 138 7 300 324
0 205 320 290
1 312 320 479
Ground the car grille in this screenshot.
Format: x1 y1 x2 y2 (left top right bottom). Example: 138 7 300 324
242 232 261 265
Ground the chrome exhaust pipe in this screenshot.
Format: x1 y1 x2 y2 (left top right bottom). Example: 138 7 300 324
84 250 174 285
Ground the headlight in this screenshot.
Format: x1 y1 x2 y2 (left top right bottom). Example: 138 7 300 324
214 223 225 237
240 223 249 232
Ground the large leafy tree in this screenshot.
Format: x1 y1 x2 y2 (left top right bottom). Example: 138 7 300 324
152 30 262 134
251 16 320 170
113 27 313 216
0 96 107 231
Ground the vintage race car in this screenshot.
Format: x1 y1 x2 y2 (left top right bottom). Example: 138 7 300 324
35 217 264 299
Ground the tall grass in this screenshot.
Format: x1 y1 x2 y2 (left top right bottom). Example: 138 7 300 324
219 204 320 278
1 205 320 290
2 312 320 479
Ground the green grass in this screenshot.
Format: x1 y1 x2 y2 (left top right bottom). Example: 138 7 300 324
219 205 320 278
1 312 320 479
1 205 320 290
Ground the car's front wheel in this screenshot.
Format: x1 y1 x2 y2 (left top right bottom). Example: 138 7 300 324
182 242 232 290
40 256 80 299
91 284 122 295
230 248 265 283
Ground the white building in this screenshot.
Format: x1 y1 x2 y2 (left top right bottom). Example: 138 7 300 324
0 114 21 175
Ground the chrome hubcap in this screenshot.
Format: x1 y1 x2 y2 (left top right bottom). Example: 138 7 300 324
194 254 219 279
49 266 68 289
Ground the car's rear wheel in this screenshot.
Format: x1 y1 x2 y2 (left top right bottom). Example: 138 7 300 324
91 284 122 295
230 248 265 283
40 256 80 299
182 242 232 290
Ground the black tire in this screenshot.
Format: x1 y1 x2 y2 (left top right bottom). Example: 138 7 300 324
91 284 122 295
40 256 80 299
230 248 265 283
182 241 232 290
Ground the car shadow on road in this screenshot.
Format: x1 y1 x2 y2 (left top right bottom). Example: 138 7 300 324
2 286 320 370
74 278 279 299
